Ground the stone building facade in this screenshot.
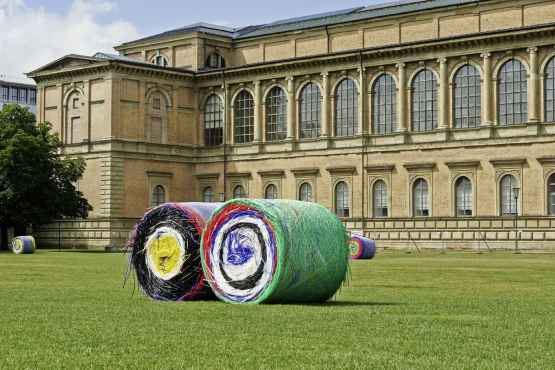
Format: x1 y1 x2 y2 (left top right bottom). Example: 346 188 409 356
27 0 555 250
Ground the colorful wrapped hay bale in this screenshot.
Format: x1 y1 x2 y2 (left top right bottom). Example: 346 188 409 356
12 236 35 254
201 199 350 304
348 235 376 260
125 202 221 301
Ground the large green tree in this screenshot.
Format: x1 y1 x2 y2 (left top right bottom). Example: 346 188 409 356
0 104 92 250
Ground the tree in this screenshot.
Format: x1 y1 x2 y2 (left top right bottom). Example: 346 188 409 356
0 104 92 250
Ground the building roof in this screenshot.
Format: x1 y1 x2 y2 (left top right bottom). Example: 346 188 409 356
118 0 488 46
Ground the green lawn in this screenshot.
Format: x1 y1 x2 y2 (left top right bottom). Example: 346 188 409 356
1 250 554 369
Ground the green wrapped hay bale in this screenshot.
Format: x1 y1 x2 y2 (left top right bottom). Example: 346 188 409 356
201 199 349 304
12 236 36 254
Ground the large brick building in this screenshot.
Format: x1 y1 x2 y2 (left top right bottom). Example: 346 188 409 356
27 0 555 250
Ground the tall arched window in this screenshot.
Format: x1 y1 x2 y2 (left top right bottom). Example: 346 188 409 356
152 185 165 207
335 79 358 136
413 179 429 217
373 180 388 218
500 175 518 216
233 185 246 199
204 94 222 147
455 177 472 216
299 83 321 139
498 60 527 125
412 70 437 132
454 65 481 128
234 91 254 143
372 74 397 134
335 181 350 218
549 174 555 215
203 187 214 202
265 184 278 199
299 182 313 202
545 57 555 122
266 87 287 141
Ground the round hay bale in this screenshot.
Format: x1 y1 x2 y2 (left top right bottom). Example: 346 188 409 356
125 202 221 301
201 199 349 304
348 235 376 260
12 236 35 254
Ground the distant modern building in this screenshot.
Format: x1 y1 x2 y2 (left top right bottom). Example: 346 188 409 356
27 0 555 251
0 75 37 114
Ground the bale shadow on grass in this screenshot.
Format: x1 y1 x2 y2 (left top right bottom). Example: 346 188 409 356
298 301 403 307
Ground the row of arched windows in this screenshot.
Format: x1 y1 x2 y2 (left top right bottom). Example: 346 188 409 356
200 173 555 217
204 58 555 146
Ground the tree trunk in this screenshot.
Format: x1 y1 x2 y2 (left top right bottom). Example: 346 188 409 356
1 224 8 251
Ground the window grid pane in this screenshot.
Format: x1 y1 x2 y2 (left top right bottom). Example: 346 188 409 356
455 177 473 216
335 182 350 218
300 83 321 139
373 180 388 218
373 75 397 133
454 65 481 128
413 179 429 217
204 94 223 147
335 79 358 136
498 60 527 125
152 185 165 207
500 175 518 215
1 87 8 102
299 183 313 202
545 58 555 122
265 184 278 199
412 70 437 132
265 87 287 141
549 174 555 215
234 91 254 143
203 187 215 203
233 185 246 199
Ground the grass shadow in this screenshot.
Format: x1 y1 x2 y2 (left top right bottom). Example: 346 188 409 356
296 301 403 307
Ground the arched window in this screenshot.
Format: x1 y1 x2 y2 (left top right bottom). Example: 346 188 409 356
373 180 388 218
412 70 437 132
205 53 226 69
454 65 481 128
413 179 429 217
335 181 350 217
299 83 321 139
335 79 358 136
299 182 313 202
372 74 397 134
152 185 165 207
545 57 555 122
203 187 214 202
455 177 472 216
500 175 518 216
549 174 555 215
498 60 527 125
265 184 278 199
204 94 223 147
234 91 254 143
233 185 246 199
266 87 287 141
153 56 168 67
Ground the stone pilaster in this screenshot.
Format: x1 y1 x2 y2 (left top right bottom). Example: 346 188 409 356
286 76 295 140
100 156 124 218
438 58 449 129
253 80 262 142
396 63 407 132
481 53 493 126
321 72 331 137
528 47 540 123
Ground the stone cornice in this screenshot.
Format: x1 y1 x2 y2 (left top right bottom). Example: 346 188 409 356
490 159 527 167
28 23 555 87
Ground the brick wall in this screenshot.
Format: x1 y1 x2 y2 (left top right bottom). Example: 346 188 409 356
235 45 262 66
523 2 555 27
265 40 295 62
364 25 399 48
330 30 362 53
480 7 522 33
401 19 438 43
439 14 479 38
296 36 327 57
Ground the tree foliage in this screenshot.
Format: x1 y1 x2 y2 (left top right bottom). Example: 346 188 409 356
0 104 92 249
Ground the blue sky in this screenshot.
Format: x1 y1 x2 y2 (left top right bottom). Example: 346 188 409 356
0 0 388 78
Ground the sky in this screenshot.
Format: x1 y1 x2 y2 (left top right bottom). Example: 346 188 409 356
0 0 390 79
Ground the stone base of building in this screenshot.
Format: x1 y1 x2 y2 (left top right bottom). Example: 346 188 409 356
344 216 555 252
33 218 139 250
33 216 555 252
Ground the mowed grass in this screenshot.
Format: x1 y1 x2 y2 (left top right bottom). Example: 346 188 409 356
1 250 554 369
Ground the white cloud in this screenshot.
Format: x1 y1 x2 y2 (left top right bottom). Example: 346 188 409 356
0 0 140 78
